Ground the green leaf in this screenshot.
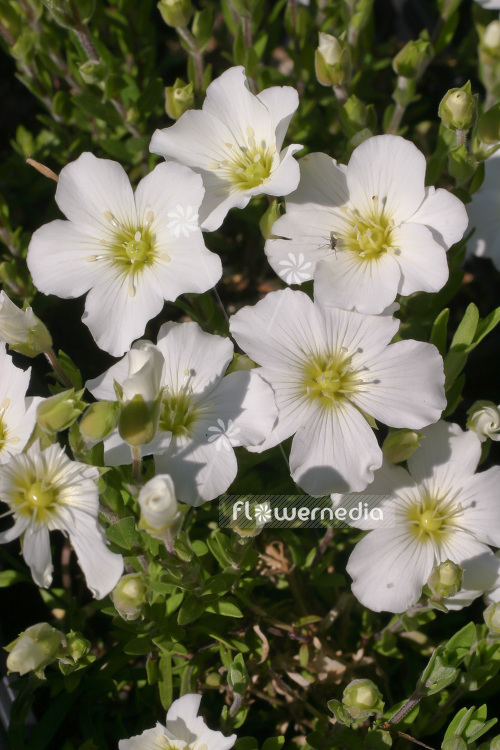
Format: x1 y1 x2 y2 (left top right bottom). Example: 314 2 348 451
72 93 123 127
430 308 450 357
106 517 137 550
124 635 153 655
262 737 285 750
205 599 243 618
0 569 28 587
177 594 206 625
158 653 173 711
443 623 476 667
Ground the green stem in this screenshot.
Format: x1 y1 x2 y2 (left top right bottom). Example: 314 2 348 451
132 446 142 484
388 690 422 726
177 26 204 94
45 348 74 389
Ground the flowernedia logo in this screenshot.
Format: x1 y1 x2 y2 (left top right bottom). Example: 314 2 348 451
219 494 395 531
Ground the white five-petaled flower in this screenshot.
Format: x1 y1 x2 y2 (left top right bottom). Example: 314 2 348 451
467 148 500 269
87 321 278 506
207 418 241 451
265 135 469 314
278 252 313 285
27 154 222 356
345 421 500 613
118 693 236 750
0 345 40 464
0 442 124 598
229 289 446 495
150 66 302 231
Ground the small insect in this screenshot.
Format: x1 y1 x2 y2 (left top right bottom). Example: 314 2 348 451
318 230 339 257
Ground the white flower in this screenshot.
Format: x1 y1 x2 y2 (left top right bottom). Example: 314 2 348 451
27 154 222 356
229 289 446 495
87 321 278 506
0 442 124 598
467 400 500 442
119 693 236 750
0 291 52 356
150 66 302 232
0 345 40 464
265 136 469 314
467 148 500 269
137 474 183 541
346 422 500 613
254 502 272 523
278 252 313 284
207 418 241 451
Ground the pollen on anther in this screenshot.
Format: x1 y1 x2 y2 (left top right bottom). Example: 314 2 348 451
134 231 142 241
144 209 154 225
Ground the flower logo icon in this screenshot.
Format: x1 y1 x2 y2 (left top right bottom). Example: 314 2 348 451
166 205 199 238
254 502 272 524
278 252 313 285
207 419 241 452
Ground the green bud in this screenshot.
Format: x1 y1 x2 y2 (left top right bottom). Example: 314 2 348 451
226 353 257 374
165 78 194 120
342 679 384 721
478 104 500 145
111 573 148 621
427 560 463 598
42 0 95 28
157 0 192 28
382 429 422 463
0 292 52 357
118 393 162 447
314 33 351 87
439 82 476 132
62 631 91 663
80 401 120 442
37 389 85 433
482 20 500 58
484 601 500 635
78 59 107 85
393 37 433 78
448 144 478 184
259 199 282 240
5 623 63 676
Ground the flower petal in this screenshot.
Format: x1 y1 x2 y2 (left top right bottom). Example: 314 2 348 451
409 187 468 248
347 526 435 613
22 523 53 588
257 84 300 150
458 465 500 547
394 223 449 297
407 421 481 485
347 135 426 224
351 339 446 429
290 399 383 494
56 152 136 234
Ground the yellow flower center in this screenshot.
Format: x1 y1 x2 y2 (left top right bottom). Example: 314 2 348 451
159 373 200 438
207 127 276 192
304 353 364 405
25 481 55 509
408 492 463 540
346 217 393 259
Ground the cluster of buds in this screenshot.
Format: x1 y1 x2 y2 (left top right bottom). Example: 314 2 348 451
5 623 92 678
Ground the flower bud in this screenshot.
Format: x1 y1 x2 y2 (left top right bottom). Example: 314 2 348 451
482 20 500 58
157 0 192 28
439 82 476 132
315 33 351 87
259 199 282 240
80 401 120 441
63 631 91 662
138 475 184 541
382 429 422 463
393 37 432 78
111 573 148 620
467 400 500 441
0 291 52 357
484 601 500 635
342 679 384 721
37 389 85 433
78 59 107 85
165 78 194 120
5 623 63 676
427 560 463 598
117 343 165 447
